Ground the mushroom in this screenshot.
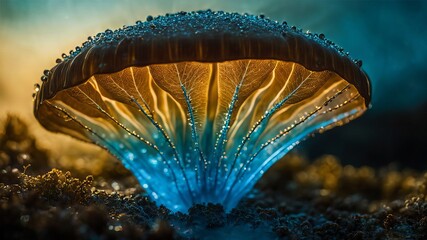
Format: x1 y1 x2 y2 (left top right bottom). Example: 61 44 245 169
33 10 371 212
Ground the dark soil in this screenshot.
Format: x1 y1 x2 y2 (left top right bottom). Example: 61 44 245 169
1 115 426 239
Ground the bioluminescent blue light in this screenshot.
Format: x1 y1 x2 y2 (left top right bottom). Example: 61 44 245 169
34 11 370 212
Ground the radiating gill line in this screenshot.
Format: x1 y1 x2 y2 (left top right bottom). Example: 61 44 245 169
202 63 219 188
181 82 205 186
244 70 317 152
94 77 152 131
223 85 352 201
267 80 344 126
130 67 155 117
266 63 296 110
214 61 250 153
213 60 251 190
146 68 174 142
45 101 190 207
131 97 195 202
76 87 156 149
147 67 192 187
204 63 219 158
105 74 154 116
221 68 316 191
228 61 279 141
228 93 361 202
74 87 192 204
174 64 208 188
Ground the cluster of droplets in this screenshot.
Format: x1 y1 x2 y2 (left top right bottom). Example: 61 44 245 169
32 69 50 101
32 83 40 101
279 21 363 68
36 9 364 95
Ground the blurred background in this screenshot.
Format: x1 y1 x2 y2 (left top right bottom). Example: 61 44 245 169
1 0 426 172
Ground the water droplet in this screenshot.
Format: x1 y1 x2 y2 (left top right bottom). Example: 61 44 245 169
282 31 288 38
146 15 153 21
34 83 40 92
55 58 62 63
41 76 48 82
152 192 158 199
319 33 325 40
126 152 135 161
259 14 265 19
355 60 363 67
112 182 120 191
43 69 50 76
282 21 287 26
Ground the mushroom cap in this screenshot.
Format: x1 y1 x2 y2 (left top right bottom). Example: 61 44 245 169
34 10 370 115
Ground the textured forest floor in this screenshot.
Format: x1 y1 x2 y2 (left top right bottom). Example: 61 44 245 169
1 115 426 239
